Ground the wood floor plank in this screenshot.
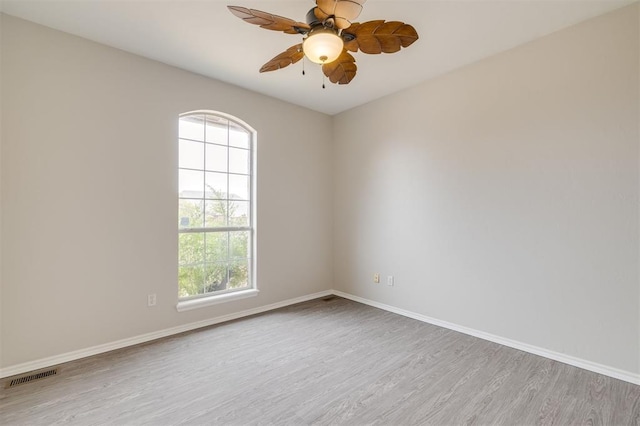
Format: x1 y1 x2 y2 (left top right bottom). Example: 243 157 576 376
1 297 638 425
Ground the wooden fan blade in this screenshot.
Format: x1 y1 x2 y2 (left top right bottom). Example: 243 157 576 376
228 6 310 34
334 1 364 23
260 44 304 73
322 50 357 84
316 0 366 19
315 0 366 29
334 18 353 30
342 20 418 54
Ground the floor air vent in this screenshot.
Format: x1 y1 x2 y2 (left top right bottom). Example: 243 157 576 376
6 368 58 388
322 295 337 301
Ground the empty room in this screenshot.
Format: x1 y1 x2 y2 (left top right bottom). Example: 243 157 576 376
1 0 639 424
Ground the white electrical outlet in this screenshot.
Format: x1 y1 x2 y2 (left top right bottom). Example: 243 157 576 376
387 276 394 286
374 273 380 283
148 293 157 307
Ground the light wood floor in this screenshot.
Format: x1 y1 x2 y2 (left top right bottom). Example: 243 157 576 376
1 296 639 425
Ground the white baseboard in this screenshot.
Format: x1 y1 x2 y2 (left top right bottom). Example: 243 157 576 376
3 288 638 386
0 290 333 379
332 290 640 386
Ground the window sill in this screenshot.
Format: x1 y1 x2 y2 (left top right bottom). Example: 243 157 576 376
176 289 259 312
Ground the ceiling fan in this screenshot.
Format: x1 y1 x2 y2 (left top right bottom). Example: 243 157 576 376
228 0 419 86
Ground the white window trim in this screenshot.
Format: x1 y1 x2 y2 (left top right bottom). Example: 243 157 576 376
176 289 259 312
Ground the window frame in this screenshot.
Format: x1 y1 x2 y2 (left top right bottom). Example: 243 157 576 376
176 110 257 311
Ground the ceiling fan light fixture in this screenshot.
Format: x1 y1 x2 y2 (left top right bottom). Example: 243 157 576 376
303 28 344 64
228 4 419 86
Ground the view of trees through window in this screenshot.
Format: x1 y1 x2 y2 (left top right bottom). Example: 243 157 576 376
178 113 253 299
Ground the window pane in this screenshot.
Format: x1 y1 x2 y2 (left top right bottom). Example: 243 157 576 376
229 201 249 226
179 139 204 170
229 174 249 200
179 199 204 229
229 147 249 175
179 115 205 141
179 169 204 198
205 200 227 227
179 264 205 297
179 233 204 265
229 260 250 290
206 116 228 145
229 122 250 149
229 231 250 259
178 112 254 300
205 144 227 172
204 262 228 293
205 232 228 263
205 172 227 199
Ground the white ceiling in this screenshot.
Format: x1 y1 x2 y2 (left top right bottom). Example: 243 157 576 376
1 0 636 115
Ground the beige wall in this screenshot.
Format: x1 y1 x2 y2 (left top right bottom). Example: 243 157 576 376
0 15 333 368
0 12 3 373
333 4 639 374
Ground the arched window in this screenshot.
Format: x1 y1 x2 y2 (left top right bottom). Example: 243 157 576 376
177 111 256 307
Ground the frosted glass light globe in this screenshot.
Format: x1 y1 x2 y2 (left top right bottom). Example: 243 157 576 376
303 30 344 64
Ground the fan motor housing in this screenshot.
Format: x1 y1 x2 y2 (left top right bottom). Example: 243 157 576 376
306 8 321 26
306 8 337 29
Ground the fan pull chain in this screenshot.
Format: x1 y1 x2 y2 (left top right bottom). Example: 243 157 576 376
302 57 305 76
322 73 326 89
